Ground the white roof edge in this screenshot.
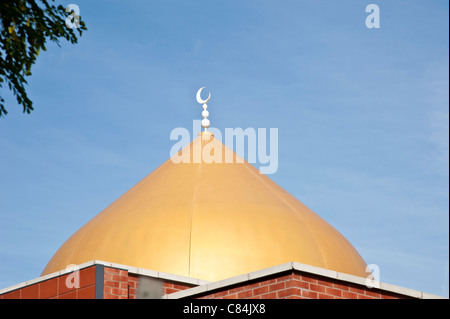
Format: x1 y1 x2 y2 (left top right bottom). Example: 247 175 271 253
1 260 446 299
164 262 448 299
0 260 209 295
0 260 98 295
92 260 210 286
421 292 447 299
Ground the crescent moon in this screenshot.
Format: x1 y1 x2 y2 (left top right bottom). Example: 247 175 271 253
196 87 211 104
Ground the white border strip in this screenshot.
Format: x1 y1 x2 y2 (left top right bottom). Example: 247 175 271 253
0 260 209 295
0 260 445 299
163 262 447 299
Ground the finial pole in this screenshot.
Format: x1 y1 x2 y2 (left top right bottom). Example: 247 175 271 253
196 87 211 132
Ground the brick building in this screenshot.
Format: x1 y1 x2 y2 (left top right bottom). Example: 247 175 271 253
0 260 443 299
0 98 445 300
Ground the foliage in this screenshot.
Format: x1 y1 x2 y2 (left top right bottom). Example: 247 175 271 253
0 0 86 117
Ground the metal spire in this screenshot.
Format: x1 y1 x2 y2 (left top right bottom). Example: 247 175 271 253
196 87 211 132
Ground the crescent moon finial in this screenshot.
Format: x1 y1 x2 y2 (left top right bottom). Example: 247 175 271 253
196 87 211 104
196 87 211 132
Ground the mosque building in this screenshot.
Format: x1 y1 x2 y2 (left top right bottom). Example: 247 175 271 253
0 89 444 299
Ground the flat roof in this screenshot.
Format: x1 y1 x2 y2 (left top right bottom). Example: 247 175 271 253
0 260 446 299
163 261 446 299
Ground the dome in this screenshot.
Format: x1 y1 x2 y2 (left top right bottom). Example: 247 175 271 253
42 132 368 281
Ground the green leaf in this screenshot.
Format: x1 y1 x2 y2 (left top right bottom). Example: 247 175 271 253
0 0 87 116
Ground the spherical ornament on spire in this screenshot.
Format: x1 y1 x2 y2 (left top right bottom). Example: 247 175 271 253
201 118 210 129
196 87 212 132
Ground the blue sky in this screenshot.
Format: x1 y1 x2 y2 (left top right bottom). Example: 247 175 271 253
0 0 448 297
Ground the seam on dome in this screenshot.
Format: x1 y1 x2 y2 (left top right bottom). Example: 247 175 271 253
188 139 202 278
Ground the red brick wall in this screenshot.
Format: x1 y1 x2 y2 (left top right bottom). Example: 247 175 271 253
0 264 196 299
0 266 97 299
0 265 414 299
1 264 197 299
195 271 410 299
164 282 194 295
104 267 129 299
103 266 194 299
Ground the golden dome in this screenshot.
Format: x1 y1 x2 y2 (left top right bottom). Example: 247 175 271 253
42 132 368 281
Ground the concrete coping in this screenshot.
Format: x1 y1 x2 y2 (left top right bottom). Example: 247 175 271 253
0 260 210 295
163 261 447 299
0 260 446 299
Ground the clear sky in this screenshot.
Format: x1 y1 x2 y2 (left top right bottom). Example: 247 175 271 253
0 0 448 297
